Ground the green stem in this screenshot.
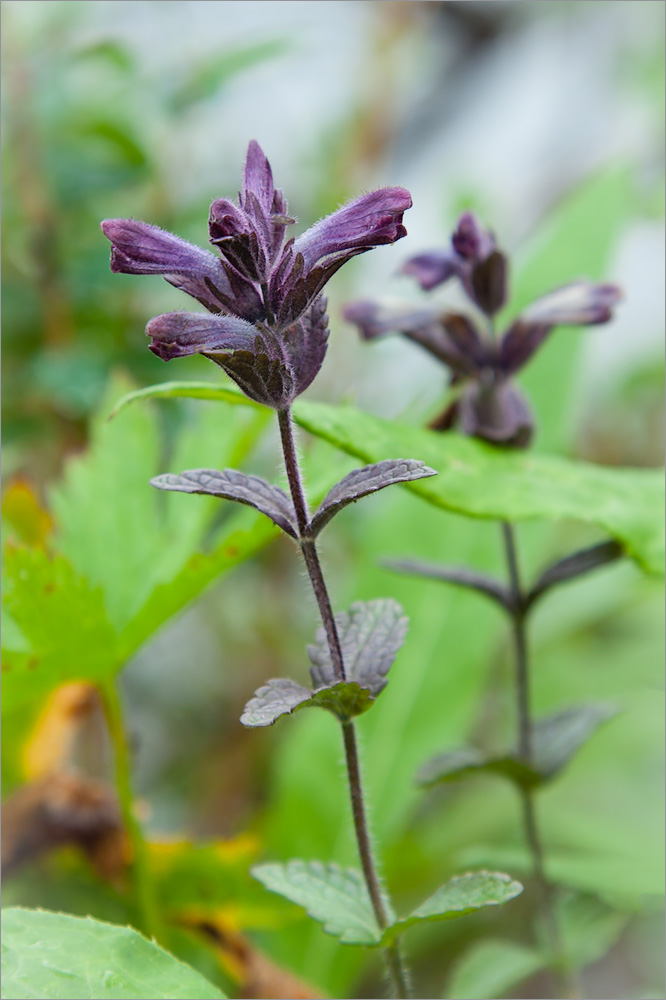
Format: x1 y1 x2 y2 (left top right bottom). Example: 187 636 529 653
102 677 160 939
500 522 578 998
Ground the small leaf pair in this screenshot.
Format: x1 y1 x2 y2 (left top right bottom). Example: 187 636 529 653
418 703 618 790
152 458 436 541
241 599 408 726
252 860 523 947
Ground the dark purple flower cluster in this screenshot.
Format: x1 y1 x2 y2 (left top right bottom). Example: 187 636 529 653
344 212 621 447
102 141 411 408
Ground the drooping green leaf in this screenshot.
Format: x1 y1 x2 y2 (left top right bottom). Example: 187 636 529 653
0 908 226 999
446 938 543 1000
251 860 383 945
381 872 523 945
109 382 664 576
168 39 289 112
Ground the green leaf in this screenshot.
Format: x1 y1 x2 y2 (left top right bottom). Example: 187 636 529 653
251 860 383 945
241 678 376 727
291 401 664 578
107 381 261 420
0 908 226 999
419 702 617 791
169 40 289 112
381 872 523 945
110 382 664 576
1 546 118 714
446 938 543 999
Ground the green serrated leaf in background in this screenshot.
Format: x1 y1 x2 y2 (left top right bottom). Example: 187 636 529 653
0 908 226 1000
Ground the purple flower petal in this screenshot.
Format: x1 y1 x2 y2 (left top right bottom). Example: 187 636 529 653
100 218 263 319
499 320 552 375
467 250 508 316
241 140 275 216
522 281 622 327
459 379 533 448
293 187 412 270
451 211 495 261
146 311 260 361
400 249 459 291
208 197 270 282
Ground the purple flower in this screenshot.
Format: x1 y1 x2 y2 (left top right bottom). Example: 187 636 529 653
401 212 508 316
102 140 411 408
345 279 621 448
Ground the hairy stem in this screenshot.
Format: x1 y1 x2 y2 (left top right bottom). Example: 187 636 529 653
500 522 577 998
102 678 160 939
278 406 411 998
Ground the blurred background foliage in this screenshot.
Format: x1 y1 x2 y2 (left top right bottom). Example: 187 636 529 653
1 2 664 999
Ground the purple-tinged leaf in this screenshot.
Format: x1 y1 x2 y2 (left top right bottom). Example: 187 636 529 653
214 344 296 408
283 294 329 395
150 468 298 537
384 558 512 612
525 539 623 611
310 459 437 536
240 678 376 727
240 678 312 727
417 703 618 791
308 599 408 694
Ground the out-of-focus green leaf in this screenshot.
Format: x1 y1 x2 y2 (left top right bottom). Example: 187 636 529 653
252 860 382 945
111 382 664 576
419 703 618 790
169 39 289 112
446 938 543 1000
382 872 523 945
0 908 226 999
1 546 118 713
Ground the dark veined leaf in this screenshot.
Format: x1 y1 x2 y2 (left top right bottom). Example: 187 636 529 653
381 872 523 945
418 702 618 791
525 539 624 610
308 598 408 695
385 558 512 612
151 468 298 538
1 908 226 999
108 381 664 577
252 860 383 945
309 459 436 536
240 678 376 728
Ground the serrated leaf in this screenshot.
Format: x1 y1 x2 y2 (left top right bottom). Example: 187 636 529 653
446 938 543 999
309 459 436 536
241 678 376 727
151 468 298 538
382 872 523 945
0 907 226 999
385 558 512 611
525 539 624 610
291 400 664 578
252 860 382 945
112 382 664 576
308 598 408 695
531 703 618 780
